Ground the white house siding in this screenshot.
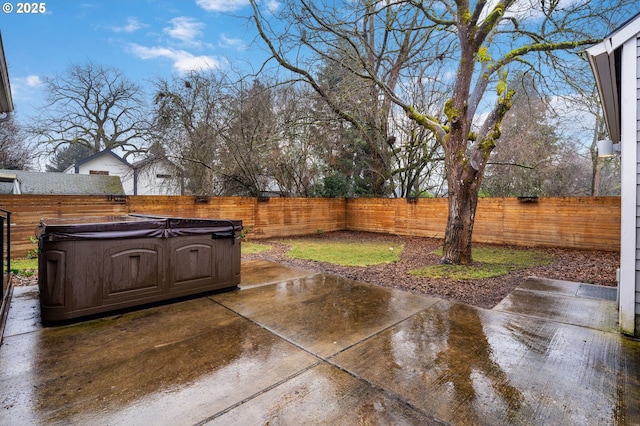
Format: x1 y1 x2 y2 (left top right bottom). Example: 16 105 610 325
65 155 135 194
587 13 640 337
628 34 640 336
135 163 180 195
636 35 640 333
619 33 639 337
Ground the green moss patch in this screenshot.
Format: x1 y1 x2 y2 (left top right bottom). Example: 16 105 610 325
410 246 553 280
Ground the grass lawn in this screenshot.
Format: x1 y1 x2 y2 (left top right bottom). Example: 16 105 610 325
242 241 272 255
7 258 38 277
410 246 554 279
245 237 552 279
280 239 403 267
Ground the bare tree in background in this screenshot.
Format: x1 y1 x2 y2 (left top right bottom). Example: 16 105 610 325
220 79 278 196
544 50 622 196
154 72 317 196
153 71 231 195
251 0 634 264
388 72 449 198
31 62 151 159
269 84 323 196
251 0 441 196
0 114 32 169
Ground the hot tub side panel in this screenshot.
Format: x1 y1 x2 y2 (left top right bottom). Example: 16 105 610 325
168 233 241 296
39 238 166 322
102 240 166 304
39 239 104 321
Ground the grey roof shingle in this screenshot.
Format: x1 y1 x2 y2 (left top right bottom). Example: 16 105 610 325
0 169 125 195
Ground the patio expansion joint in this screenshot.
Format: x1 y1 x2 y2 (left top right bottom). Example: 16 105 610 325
238 271 322 290
192 359 323 426
513 286 615 302
320 299 451 425
320 355 449 426
212 299 447 426
205 295 448 424
493 290 620 334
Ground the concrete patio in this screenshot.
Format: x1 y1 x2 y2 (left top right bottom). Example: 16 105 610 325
0 259 638 425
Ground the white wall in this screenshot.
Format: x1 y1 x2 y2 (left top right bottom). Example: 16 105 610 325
620 34 639 336
65 154 135 195
135 162 181 195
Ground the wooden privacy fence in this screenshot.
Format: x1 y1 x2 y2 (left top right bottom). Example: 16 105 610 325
346 196 620 251
0 195 619 258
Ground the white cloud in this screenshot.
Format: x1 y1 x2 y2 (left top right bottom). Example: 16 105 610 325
195 0 251 12
23 75 43 87
10 75 44 102
128 44 220 72
265 0 281 13
111 17 147 33
218 34 246 50
164 17 205 45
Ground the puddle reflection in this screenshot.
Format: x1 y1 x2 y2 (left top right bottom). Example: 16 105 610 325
432 304 524 424
28 298 305 423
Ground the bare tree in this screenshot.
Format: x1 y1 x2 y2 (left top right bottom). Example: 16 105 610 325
250 0 634 264
153 71 231 195
251 0 444 196
220 79 278 196
31 62 151 159
154 73 314 197
0 114 32 169
544 54 621 196
388 71 449 198
269 84 323 196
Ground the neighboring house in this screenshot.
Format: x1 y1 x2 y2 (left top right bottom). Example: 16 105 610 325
0 169 124 195
64 149 181 196
132 156 182 196
64 149 135 194
587 12 640 338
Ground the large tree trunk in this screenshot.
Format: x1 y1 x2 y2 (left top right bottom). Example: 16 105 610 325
441 172 479 265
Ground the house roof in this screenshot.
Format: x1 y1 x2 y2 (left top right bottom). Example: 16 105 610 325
66 149 133 174
0 169 125 195
0 32 13 114
586 12 640 144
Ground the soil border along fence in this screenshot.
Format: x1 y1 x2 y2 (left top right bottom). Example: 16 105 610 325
0 195 619 259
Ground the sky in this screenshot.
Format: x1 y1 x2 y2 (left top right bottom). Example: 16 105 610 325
2 0 279 122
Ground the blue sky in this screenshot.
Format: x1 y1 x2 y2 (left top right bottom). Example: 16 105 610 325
2 0 278 121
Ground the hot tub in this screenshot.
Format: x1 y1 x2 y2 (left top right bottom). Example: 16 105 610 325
36 215 242 322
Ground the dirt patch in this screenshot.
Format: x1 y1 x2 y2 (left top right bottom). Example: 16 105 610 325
243 231 619 309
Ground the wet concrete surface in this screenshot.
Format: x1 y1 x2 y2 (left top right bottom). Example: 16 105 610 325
0 263 638 425
494 277 620 332
239 259 316 289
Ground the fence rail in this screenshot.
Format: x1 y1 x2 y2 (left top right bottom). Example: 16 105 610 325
0 195 620 259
